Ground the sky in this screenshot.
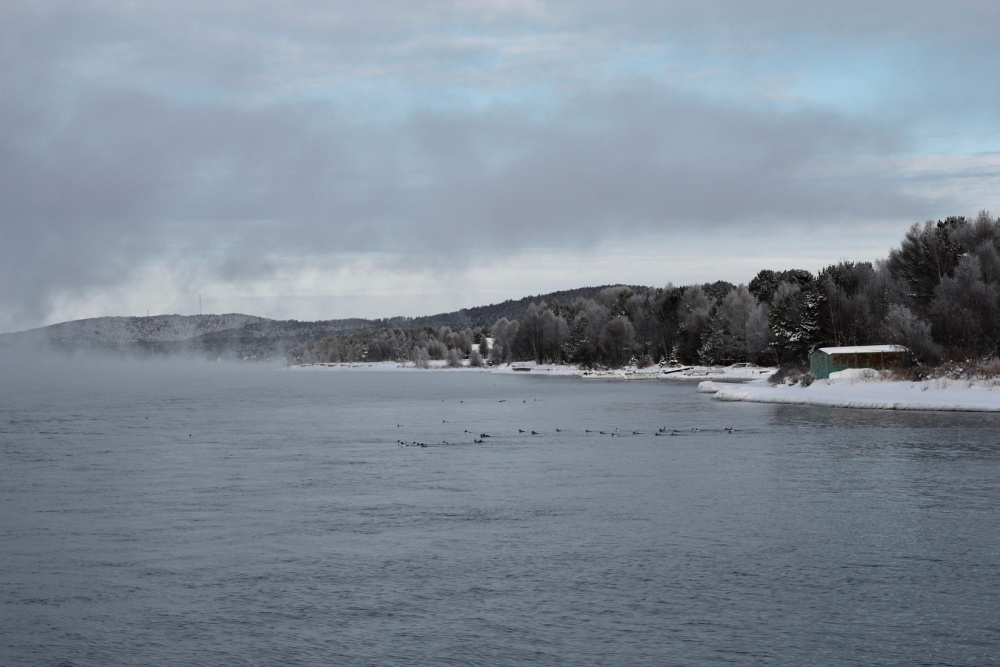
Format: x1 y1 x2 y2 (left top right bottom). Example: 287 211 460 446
4 0 1000 333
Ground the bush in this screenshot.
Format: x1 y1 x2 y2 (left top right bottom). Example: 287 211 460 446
971 358 1000 379
883 364 934 382
768 362 808 386
468 349 484 367
799 372 815 387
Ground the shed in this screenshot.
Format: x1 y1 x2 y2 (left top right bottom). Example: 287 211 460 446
808 345 909 380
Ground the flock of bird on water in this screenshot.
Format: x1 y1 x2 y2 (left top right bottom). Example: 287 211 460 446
396 398 739 448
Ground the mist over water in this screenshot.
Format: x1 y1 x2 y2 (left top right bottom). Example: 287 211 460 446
2 358 999 665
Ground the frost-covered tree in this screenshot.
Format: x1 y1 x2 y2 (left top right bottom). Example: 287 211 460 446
769 280 820 362
562 314 593 366
817 261 875 346
598 316 635 367
653 285 684 361
929 255 1000 357
676 285 711 363
522 303 567 362
888 217 968 310
626 291 659 360
489 317 519 364
883 304 940 362
696 322 725 365
745 302 771 362
715 284 757 361
411 346 430 369
703 280 735 304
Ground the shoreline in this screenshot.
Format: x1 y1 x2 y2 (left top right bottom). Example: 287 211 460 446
287 360 1000 413
285 360 775 382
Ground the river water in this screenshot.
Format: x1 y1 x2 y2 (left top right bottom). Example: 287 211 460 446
2 358 998 665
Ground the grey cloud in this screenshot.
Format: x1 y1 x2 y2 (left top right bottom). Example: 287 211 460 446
0 0 992 331
0 82 934 326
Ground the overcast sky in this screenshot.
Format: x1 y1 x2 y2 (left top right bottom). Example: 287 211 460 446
3 1 1000 332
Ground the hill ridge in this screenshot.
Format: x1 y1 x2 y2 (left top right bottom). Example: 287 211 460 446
0 285 626 359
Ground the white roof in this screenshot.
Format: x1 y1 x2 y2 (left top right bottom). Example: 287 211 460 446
816 345 907 354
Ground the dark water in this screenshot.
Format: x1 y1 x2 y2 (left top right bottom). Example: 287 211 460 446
2 359 999 666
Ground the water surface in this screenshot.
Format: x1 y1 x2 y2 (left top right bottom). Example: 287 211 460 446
2 359 998 665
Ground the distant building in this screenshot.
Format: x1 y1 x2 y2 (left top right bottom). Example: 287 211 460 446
808 345 909 379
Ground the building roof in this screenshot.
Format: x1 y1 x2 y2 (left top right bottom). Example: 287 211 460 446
815 345 907 354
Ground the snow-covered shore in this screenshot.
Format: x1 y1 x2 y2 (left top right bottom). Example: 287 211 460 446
287 361 1000 411
286 360 580 375
699 369 1000 412
285 360 775 380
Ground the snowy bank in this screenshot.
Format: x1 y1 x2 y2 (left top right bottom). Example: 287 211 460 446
286 360 775 380
699 369 1000 412
285 360 580 375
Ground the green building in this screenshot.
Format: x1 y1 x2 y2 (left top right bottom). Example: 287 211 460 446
808 345 909 380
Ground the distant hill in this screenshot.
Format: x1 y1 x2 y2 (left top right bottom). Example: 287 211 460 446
402 285 624 330
0 313 381 360
0 285 627 360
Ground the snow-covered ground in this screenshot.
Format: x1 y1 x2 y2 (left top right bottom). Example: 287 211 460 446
699 369 1000 412
287 360 775 380
286 360 578 375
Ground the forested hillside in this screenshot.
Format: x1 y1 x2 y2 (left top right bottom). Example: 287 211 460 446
289 211 1000 369
0 287 622 360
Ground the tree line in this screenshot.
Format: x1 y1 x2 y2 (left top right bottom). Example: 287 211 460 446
288 211 1000 368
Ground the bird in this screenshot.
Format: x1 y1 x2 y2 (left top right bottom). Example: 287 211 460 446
474 439 483 444
531 431 539 435
556 429 562 432
519 429 525 433
480 433 491 438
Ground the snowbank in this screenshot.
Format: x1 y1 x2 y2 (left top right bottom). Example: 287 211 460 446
698 373 1000 412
